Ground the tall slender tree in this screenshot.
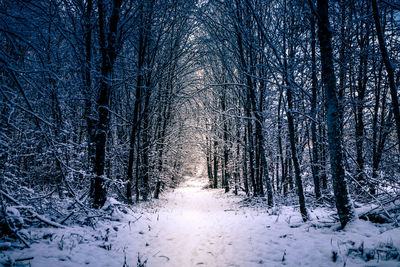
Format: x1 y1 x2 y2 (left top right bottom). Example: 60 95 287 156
314 0 355 227
93 0 123 208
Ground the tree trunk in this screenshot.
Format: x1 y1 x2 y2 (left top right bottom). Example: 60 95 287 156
315 0 354 227
141 78 152 201
283 2 307 219
243 129 249 195
93 0 123 208
319 119 328 190
310 14 321 200
221 89 230 192
277 90 285 194
206 136 213 185
82 0 96 198
213 139 218 189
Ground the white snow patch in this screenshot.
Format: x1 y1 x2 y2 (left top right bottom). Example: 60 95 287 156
2 175 400 266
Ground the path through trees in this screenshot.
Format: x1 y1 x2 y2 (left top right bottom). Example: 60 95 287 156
1 0 400 265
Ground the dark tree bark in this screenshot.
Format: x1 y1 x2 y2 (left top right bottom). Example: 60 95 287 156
135 138 141 202
310 14 321 200
206 136 213 185
234 116 241 195
83 0 97 198
315 0 355 227
243 128 249 195
287 88 308 220
221 88 230 193
277 90 285 194
319 115 328 190
141 88 151 201
93 0 123 208
254 79 264 198
213 138 218 189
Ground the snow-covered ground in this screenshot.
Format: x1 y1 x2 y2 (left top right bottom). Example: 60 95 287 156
2 175 400 266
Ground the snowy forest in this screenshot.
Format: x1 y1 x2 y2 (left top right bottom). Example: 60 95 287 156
1 0 400 266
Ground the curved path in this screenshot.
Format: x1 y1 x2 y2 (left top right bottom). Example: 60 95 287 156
6 176 397 266
121 176 382 267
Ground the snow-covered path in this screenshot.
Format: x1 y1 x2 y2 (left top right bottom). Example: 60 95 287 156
120 176 400 267
4 175 400 266
126 177 262 267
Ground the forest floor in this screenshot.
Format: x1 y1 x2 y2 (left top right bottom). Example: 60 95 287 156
1 175 400 266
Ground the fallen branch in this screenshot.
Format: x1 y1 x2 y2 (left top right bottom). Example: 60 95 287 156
32 212 64 228
347 176 400 226
15 232 30 248
0 189 64 228
59 211 75 225
15 257 34 262
359 194 400 217
0 189 19 205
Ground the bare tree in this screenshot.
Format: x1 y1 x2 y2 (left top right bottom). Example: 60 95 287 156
313 0 355 227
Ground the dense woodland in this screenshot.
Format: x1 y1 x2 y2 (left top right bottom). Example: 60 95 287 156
1 0 400 244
